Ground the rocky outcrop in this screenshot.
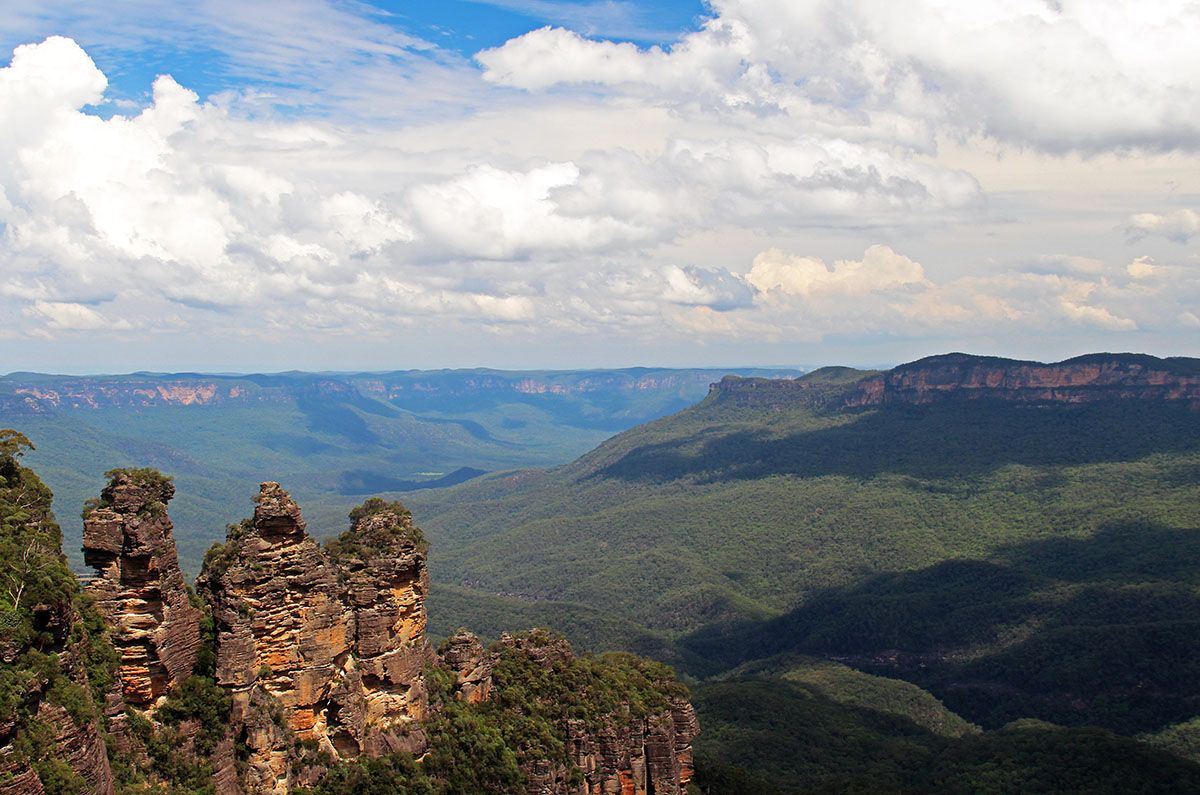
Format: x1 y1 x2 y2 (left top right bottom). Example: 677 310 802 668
83 470 202 709
709 368 870 411
198 482 355 793
198 485 432 793
326 500 432 757
847 353 1200 407
440 629 493 704
563 695 699 795
708 354 1200 412
0 603 117 795
478 632 699 795
0 748 44 795
38 700 115 795
7 452 699 795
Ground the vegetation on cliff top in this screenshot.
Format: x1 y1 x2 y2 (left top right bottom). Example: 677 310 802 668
325 497 428 561
0 429 119 794
301 630 689 795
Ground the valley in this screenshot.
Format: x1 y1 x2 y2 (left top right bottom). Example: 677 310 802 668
0 367 792 572
4 352 1200 792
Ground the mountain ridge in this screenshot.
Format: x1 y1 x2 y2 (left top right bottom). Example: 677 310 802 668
707 352 1200 411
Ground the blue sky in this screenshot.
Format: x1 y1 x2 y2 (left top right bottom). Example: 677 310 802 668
393 0 709 52
1 1 710 112
0 1 1198 373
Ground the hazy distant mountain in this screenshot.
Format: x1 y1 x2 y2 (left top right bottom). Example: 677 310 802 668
0 367 797 571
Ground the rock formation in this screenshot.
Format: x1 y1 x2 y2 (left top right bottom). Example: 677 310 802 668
440 628 493 704
3 447 698 795
709 353 1200 411
198 484 432 793
83 470 202 708
0 578 116 795
478 632 699 795
847 353 1200 407
326 499 432 757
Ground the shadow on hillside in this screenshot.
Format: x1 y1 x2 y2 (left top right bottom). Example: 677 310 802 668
679 522 1200 733
593 402 1200 483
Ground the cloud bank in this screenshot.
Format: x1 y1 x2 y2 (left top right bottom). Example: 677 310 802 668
0 0 1198 369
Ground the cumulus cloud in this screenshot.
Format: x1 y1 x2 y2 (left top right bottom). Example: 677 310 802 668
1124 209 1200 243
662 265 755 310
481 0 1200 153
1127 255 1159 279
2 14 1199 366
0 37 416 317
408 163 660 259
747 245 926 297
1059 299 1138 331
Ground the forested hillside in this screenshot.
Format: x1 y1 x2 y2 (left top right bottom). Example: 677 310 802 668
408 353 1200 788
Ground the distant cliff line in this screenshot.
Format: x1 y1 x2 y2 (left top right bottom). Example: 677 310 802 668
0 367 798 413
710 353 1200 410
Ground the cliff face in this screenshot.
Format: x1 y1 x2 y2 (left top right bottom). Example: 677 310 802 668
0 438 115 795
198 484 431 793
847 353 1200 407
0 369 792 414
708 354 1200 411
6 448 698 795
456 631 699 795
441 628 493 704
83 471 202 708
328 503 432 757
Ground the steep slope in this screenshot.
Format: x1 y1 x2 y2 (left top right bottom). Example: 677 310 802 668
0 431 117 794
82 469 202 708
407 353 1200 735
197 484 431 792
4 447 703 794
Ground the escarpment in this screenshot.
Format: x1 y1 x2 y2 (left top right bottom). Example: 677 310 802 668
83 469 202 708
3 445 697 794
849 353 1200 407
709 353 1200 410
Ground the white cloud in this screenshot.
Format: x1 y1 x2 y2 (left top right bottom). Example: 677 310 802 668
481 1 1200 153
407 163 658 259
24 300 131 332
1 8 1200 369
747 245 926 297
1124 209 1200 243
1059 299 1138 331
1127 255 1159 279
662 265 755 310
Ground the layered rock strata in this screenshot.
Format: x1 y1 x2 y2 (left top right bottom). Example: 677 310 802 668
83 471 202 708
708 354 1200 411
487 633 699 795
848 353 1200 407
0 604 117 795
327 502 432 757
440 628 493 704
198 484 431 793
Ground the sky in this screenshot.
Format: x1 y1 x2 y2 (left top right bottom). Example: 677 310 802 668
0 0 1198 374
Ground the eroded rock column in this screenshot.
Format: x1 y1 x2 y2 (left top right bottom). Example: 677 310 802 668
83 470 202 709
